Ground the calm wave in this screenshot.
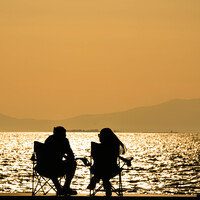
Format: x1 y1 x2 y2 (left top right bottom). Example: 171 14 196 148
0 132 199 195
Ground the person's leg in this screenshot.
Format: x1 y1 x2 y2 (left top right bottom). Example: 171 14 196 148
87 175 100 189
102 178 112 197
51 177 62 194
63 160 77 191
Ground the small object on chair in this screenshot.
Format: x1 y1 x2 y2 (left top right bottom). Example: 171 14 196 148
119 156 133 167
126 157 133 167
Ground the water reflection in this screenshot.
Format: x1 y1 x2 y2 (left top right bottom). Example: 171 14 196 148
0 132 199 194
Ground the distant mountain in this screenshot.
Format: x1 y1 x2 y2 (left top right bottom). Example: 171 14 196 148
0 113 57 132
0 99 200 132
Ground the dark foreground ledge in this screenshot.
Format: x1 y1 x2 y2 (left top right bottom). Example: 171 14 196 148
0 193 198 200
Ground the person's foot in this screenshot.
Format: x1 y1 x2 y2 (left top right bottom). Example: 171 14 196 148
87 182 95 190
87 176 98 189
65 188 77 195
57 188 77 196
106 189 112 197
56 189 67 196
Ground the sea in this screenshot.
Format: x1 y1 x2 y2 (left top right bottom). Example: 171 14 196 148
0 132 199 195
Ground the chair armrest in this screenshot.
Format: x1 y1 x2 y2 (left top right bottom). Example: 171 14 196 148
30 153 37 161
75 157 91 166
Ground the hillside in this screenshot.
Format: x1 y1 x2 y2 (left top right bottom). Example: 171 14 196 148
0 99 200 132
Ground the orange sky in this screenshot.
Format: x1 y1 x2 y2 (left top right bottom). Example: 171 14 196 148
0 0 200 120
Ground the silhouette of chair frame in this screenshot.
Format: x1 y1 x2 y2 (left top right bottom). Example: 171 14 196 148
31 141 66 196
89 142 133 197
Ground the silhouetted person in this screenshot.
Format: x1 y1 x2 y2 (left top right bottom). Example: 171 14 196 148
44 126 77 195
87 128 126 196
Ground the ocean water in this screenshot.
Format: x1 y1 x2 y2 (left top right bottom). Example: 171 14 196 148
0 132 199 195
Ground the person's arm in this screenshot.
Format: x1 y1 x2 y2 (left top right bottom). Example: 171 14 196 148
64 138 75 160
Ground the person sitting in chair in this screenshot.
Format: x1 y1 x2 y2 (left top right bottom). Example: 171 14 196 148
44 126 77 195
87 128 126 196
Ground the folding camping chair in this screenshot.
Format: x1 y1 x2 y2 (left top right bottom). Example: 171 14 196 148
31 141 66 196
89 142 133 197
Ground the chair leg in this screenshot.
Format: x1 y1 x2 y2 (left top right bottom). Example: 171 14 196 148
118 172 123 196
32 170 60 196
90 184 104 196
89 176 123 197
32 167 34 195
32 163 36 196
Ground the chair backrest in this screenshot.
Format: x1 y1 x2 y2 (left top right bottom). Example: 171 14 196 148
91 142 113 166
91 142 121 179
32 141 59 195
33 141 52 177
91 142 103 160
34 141 47 164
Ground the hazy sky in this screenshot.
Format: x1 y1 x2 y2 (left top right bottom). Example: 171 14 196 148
1 0 200 120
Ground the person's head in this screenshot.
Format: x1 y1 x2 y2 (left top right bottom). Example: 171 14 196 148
53 126 66 139
99 128 126 155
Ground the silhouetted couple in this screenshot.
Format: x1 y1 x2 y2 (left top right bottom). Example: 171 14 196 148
43 126 126 196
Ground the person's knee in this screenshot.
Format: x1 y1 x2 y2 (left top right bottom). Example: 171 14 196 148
69 160 77 170
72 160 77 169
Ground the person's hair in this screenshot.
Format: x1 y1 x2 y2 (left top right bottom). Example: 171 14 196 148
53 126 66 137
99 128 126 155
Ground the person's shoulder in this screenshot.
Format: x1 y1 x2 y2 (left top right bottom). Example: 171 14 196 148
45 135 54 143
91 141 100 146
47 135 54 139
65 137 70 143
